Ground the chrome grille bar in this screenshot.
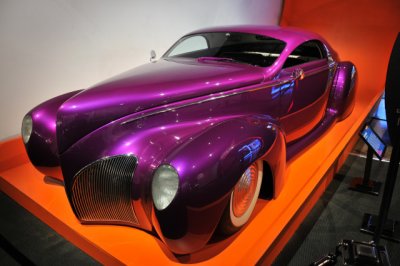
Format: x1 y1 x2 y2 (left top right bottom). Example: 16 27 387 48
70 155 139 226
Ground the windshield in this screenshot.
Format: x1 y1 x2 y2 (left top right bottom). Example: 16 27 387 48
163 32 286 67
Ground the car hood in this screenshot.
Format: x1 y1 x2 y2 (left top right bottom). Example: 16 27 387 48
56 58 265 153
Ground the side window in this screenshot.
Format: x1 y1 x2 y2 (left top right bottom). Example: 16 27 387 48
168 36 208 57
283 40 327 68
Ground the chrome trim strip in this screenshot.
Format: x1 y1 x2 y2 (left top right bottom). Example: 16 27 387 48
304 65 330 78
121 78 294 125
122 63 334 126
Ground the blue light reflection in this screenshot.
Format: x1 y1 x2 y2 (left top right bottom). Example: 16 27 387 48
271 81 294 99
239 139 262 163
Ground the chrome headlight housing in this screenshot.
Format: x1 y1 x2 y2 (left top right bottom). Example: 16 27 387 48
21 114 33 144
151 164 179 211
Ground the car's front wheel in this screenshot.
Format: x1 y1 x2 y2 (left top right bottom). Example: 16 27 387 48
219 160 263 234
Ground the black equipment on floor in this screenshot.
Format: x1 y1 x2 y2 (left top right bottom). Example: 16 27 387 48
310 240 391 266
349 123 385 195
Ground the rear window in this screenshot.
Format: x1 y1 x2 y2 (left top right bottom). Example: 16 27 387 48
283 40 327 68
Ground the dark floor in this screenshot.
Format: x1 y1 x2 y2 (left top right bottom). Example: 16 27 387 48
0 192 99 265
273 149 400 265
1 142 400 265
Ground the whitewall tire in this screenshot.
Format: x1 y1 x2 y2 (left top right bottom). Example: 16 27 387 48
219 160 263 234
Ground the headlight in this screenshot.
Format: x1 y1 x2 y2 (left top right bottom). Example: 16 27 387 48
152 164 179 211
21 115 33 144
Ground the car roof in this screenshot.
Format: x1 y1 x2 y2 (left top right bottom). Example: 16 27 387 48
186 25 324 48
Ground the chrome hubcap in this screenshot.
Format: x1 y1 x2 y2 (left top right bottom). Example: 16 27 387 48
232 163 259 218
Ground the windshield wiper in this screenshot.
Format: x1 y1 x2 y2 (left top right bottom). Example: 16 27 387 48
197 56 249 65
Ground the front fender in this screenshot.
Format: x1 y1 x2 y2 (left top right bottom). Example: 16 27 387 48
23 90 83 180
58 111 285 254
167 115 279 207
153 115 283 254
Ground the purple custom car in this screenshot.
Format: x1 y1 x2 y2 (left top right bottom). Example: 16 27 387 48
21 26 356 254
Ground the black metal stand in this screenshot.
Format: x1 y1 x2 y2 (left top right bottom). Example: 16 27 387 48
311 143 394 265
361 213 400 242
371 144 400 244
311 144 394 265
349 146 382 196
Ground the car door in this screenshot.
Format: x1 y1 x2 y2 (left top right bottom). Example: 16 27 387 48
278 40 332 143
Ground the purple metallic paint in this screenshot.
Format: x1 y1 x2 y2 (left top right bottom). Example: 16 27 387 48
22 26 357 254
330 62 357 121
25 90 82 179
57 59 265 153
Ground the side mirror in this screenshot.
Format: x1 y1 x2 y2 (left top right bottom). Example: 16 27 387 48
150 50 157 62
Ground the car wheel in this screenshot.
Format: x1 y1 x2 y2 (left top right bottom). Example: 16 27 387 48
219 160 263 234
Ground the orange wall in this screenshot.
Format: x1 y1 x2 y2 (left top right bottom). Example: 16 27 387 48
281 0 400 97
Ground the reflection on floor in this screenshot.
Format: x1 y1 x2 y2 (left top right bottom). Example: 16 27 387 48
273 139 400 265
1 139 399 265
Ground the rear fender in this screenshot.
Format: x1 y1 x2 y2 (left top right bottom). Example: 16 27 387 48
328 62 357 121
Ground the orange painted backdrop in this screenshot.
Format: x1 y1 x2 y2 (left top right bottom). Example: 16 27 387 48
281 0 400 97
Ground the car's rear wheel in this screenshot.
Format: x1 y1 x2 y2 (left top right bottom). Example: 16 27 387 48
219 160 263 234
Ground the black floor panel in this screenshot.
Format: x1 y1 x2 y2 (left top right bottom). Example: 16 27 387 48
0 192 99 265
273 153 400 265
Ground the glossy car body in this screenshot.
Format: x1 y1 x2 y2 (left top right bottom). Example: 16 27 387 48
22 26 356 254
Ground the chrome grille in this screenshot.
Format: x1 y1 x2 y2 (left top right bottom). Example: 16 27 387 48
70 155 139 226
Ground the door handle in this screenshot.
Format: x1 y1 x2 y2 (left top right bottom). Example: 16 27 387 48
291 68 305 80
